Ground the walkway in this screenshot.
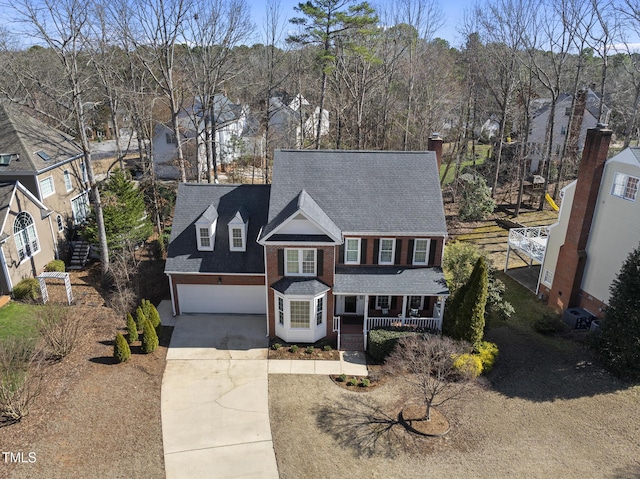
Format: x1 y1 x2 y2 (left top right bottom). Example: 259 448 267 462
158 301 367 479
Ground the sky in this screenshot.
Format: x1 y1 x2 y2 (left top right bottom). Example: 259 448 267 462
247 0 470 48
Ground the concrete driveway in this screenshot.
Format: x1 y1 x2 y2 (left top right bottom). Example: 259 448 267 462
161 314 278 479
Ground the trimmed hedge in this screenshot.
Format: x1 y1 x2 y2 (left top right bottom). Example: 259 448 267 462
113 333 131 363
368 329 422 362
44 259 65 272
12 278 41 301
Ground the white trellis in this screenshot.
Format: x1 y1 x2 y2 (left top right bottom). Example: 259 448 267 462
37 272 73 305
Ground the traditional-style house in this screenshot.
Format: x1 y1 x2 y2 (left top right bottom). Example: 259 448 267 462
165 142 449 350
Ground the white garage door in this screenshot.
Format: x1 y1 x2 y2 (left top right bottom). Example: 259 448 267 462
177 284 266 314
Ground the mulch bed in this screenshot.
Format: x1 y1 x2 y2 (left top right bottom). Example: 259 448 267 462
268 343 340 360
398 405 450 436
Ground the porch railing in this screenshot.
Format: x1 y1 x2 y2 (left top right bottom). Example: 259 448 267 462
333 316 341 351
363 316 443 350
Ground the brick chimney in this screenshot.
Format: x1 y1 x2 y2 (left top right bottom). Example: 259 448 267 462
566 89 587 159
427 132 443 170
547 125 612 312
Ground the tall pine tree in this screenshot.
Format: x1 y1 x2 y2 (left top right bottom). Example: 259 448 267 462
595 244 640 379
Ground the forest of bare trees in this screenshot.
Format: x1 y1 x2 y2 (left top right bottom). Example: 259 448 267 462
1 0 640 202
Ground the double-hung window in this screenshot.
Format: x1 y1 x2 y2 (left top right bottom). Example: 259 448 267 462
199 228 211 248
14 212 40 262
344 238 360 264
379 239 395 265
376 296 390 310
611 172 639 201
278 297 284 325
40 176 54 198
316 297 324 325
63 170 73 192
285 248 316 276
413 239 430 265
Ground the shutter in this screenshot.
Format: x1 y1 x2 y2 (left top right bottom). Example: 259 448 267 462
277 249 284 276
395 239 402 265
369 296 375 309
317 249 323 276
373 239 379 264
407 239 414 265
338 244 344 264
360 238 367 264
391 296 398 309
429 239 437 266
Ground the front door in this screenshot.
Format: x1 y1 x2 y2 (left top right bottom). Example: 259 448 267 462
344 295 357 314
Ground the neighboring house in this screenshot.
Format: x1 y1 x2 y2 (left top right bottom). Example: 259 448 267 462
0 103 92 293
166 143 449 350
537 126 640 317
527 88 610 173
153 95 248 180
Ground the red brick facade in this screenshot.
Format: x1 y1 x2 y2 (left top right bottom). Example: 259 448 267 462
338 236 444 267
265 245 336 340
547 126 612 312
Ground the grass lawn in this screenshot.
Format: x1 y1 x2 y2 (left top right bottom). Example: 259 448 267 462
440 144 490 185
0 302 40 341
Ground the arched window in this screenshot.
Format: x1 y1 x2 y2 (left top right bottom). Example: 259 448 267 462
14 212 39 262
56 214 64 232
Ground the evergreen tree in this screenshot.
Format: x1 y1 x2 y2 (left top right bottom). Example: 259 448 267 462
82 170 153 250
141 299 152 321
126 313 138 344
595 244 640 379
442 281 469 338
135 306 147 331
147 303 162 336
114 333 131 363
455 257 489 345
142 318 159 354
458 176 495 221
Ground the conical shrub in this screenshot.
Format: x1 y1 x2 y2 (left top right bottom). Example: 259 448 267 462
141 299 152 321
147 303 162 336
142 318 159 354
113 333 131 363
135 306 147 331
126 313 138 344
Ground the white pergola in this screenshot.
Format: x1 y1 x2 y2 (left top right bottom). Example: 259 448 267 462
37 272 73 305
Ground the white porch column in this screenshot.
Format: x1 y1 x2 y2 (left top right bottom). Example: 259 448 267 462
401 295 408 326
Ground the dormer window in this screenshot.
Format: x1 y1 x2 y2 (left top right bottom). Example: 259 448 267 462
195 204 218 251
228 210 248 252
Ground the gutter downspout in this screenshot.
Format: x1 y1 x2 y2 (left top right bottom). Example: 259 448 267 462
263 243 269 338
0 245 12 293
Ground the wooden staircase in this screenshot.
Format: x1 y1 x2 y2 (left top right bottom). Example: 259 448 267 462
68 241 91 270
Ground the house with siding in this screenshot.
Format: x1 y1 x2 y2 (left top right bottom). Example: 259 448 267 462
0 103 91 293
538 126 640 317
165 144 449 350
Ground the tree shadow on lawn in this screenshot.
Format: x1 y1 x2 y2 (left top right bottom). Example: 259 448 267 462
485 324 632 401
316 394 440 458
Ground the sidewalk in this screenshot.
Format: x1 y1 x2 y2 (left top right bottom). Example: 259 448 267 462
267 351 368 376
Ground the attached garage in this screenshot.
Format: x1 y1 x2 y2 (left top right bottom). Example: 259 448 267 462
176 284 267 315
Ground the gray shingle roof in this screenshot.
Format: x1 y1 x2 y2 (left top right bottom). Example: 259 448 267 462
165 183 270 274
271 277 330 295
0 181 17 230
333 266 449 296
266 150 447 235
0 103 82 174
260 188 341 241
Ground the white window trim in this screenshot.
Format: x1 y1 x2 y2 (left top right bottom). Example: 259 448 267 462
412 238 431 265
274 292 326 330
80 162 88 184
378 238 395 265
14 211 40 264
285 248 317 276
543 269 553 287
71 192 90 225
229 226 246 252
40 176 55 198
409 296 424 310
611 172 639 202
344 237 361 264
375 295 391 310
63 169 73 192
196 225 214 251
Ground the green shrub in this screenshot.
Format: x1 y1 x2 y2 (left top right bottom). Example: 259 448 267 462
126 313 138 343
135 306 147 331
475 341 499 372
141 318 159 354
12 279 40 301
289 345 299 353
271 343 282 350
323 344 332 351
337 373 347 382
305 346 314 354
141 299 152 322
346 377 358 386
147 302 161 335
359 378 370 387
113 333 131 363
368 329 419 362
44 260 65 273
533 314 566 335
453 353 483 378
